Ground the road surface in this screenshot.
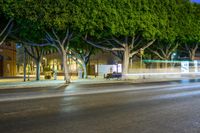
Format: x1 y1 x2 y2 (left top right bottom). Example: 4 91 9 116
1 79 200 133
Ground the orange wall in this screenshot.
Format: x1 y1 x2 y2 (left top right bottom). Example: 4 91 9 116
0 42 16 77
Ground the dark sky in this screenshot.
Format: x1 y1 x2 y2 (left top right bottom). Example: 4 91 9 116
191 0 200 3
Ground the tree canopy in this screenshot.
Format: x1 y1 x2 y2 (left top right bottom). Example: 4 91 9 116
1 0 200 79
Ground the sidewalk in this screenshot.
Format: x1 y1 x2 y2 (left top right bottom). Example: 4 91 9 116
0 80 67 89
0 75 73 89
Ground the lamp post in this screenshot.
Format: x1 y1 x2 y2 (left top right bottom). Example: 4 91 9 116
171 52 176 68
28 55 30 81
115 62 118 73
171 53 176 61
23 48 26 82
140 48 144 69
140 48 144 79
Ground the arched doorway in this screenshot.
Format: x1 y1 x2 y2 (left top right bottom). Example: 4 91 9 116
0 55 3 77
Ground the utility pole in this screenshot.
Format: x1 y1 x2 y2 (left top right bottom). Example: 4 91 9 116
23 48 27 82
140 48 144 69
140 48 144 79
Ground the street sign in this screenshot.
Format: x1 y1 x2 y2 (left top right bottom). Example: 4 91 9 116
140 48 144 55
194 60 198 72
181 61 189 73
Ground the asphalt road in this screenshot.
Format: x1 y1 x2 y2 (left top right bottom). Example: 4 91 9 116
1 79 200 133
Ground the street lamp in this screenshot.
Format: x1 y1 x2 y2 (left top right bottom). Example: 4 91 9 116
171 52 177 69
140 48 144 69
171 53 176 60
140 48 144 79
115 62 118 73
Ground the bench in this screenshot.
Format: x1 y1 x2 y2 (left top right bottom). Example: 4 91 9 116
105 73 122 80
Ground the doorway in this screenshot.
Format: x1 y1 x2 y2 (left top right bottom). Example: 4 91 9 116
0 55 3 77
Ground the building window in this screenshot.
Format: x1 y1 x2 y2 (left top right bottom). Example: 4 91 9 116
5 42 11 47
5 56 12 61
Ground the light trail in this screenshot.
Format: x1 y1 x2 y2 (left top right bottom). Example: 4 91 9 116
1 82 200 102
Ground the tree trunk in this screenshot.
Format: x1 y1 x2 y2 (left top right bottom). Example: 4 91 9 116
36 59 40 81
190 50 195 61
82 62 87 79
164 57 169 69
165 61 168 69
122 44 129 79
191 55 195 61
62 50 70 83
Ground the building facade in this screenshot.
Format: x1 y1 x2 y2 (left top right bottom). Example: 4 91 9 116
0 42 16 77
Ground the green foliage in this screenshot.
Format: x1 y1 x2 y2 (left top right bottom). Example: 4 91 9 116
2 0 72 29
178 2 200 44
1 0 200 52
72 0 185 42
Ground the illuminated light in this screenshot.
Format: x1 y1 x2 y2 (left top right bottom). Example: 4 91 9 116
143 59 192 63
125 72 200 76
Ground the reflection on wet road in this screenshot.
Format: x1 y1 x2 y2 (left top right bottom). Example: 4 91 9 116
1 79 200 133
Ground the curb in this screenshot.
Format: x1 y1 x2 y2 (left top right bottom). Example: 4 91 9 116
0 81 66 90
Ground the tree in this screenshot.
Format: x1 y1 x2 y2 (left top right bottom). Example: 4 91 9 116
24 45 44 80
149 41 179 61
2 0 74 83
182 43 199 61
2 0 196 81
77 0 170 77
8 18 48 81
68 39 95 78
84 36 155 76
45 28 73 83
177 2 200 60
149 40 179 68
147 0 200 63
